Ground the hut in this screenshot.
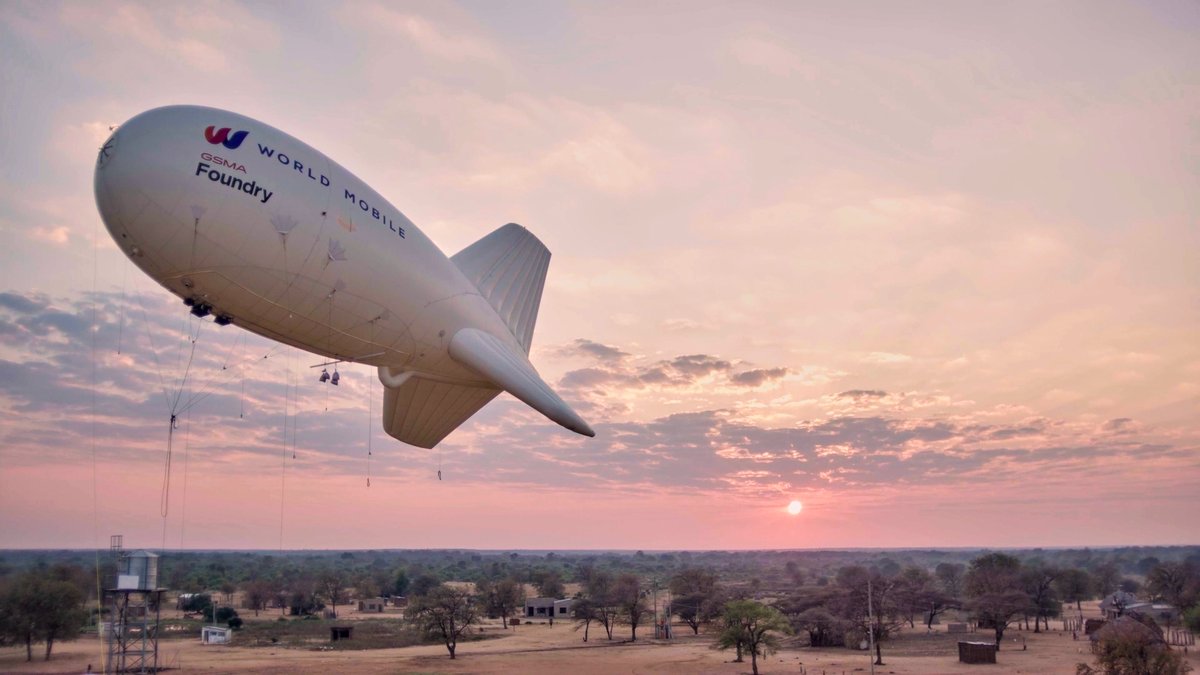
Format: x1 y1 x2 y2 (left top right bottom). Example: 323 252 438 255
330 625 353 641
958 641 997 664
201 626 231 645
357 597 385 613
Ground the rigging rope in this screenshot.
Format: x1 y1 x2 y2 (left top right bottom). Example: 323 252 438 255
116 263 127 354
178 410 192 550
88 183 105 669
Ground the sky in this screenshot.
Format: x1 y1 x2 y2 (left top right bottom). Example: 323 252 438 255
0 1 1197 551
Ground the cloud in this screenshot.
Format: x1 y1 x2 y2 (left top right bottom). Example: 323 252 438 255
729 367 789 387
837 389 888 400
27 225 70 245
555 343 793 396
0 288 1195 524
557 338 629 363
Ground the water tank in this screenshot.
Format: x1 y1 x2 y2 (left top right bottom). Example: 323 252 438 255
118 551 159 590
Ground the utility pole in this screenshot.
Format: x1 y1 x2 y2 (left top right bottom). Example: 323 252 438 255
867 576 876 675
652 578 659 635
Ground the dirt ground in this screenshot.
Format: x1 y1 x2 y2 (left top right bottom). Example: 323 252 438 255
3 602 1196 674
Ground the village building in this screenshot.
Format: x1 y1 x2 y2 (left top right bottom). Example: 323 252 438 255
357 597 386 612
1098 591 1179 623
201 625 231 645
524 597 575 619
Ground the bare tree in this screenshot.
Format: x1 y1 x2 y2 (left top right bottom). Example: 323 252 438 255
1055 568 1093 613
935 562 965 600
535 571 565 598
613 574 647 641
669 567 721 635
1092 562 1121 598
407 585 478 659
832 565 903 666
244 579 273 617
479 578 524 628
965 553 1031 648
1021 565 1061 632
316 567 346 618
572 596 597 641
584 571 619 640
1146 561 1199 612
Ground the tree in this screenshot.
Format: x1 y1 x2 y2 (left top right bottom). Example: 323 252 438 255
409 573 441 598
180 592 213 615
393 568 410 597
669 567 721 635
0 573 86 661
785 560 806 586
316 568 346 618
832 565 904 666
481 578 523 629
792 607 843 647
613 574 647 641
1055 568 1093 613
407 585 478 659
1021 565 1061 633
1146 562 1199 612
584 571 620 640
935 562 965 600
715 600 792 675
244 580 273 617
353 574 381 603
969 591 1032 649
965 553 1030 648
535 571 565 599
219 580 237 606
1093 562 1122 597
893 567 936 628
572 596 597 642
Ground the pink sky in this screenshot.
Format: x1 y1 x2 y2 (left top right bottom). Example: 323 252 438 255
0 1 1197 550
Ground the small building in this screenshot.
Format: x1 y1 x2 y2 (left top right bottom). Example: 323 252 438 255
553 598 575 618
201 626 231 645
958 641 997 664
358 597 385 613
330 626 353 641
525 597 555 618
524 597 576 619
1089 615 1165 654
947 623 969 634
1123 602 1180 625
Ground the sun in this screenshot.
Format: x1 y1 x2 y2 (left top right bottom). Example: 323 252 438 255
786 500 803 516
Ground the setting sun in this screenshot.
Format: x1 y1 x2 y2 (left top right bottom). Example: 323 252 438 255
787 500 803 516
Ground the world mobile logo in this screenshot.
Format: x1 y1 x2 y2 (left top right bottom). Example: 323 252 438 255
204 126 249 149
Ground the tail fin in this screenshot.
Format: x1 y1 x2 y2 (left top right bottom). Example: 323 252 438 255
449 328 595 438
451 223 550 354
380 373 500 449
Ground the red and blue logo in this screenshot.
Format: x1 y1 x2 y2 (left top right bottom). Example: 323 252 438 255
204 126 249 149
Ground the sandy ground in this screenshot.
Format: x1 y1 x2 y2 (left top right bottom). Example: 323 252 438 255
3 603 1196 674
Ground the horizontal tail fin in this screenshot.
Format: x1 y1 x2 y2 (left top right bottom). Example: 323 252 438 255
451 223 550 354
449 328 594 438
379 371 500 449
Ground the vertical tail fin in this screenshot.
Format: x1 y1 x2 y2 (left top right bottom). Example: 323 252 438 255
450 223 550 354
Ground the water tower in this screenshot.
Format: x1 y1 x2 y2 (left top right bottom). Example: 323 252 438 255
105 536 165 673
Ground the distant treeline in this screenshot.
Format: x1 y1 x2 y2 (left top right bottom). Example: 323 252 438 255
1 546 1198 595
